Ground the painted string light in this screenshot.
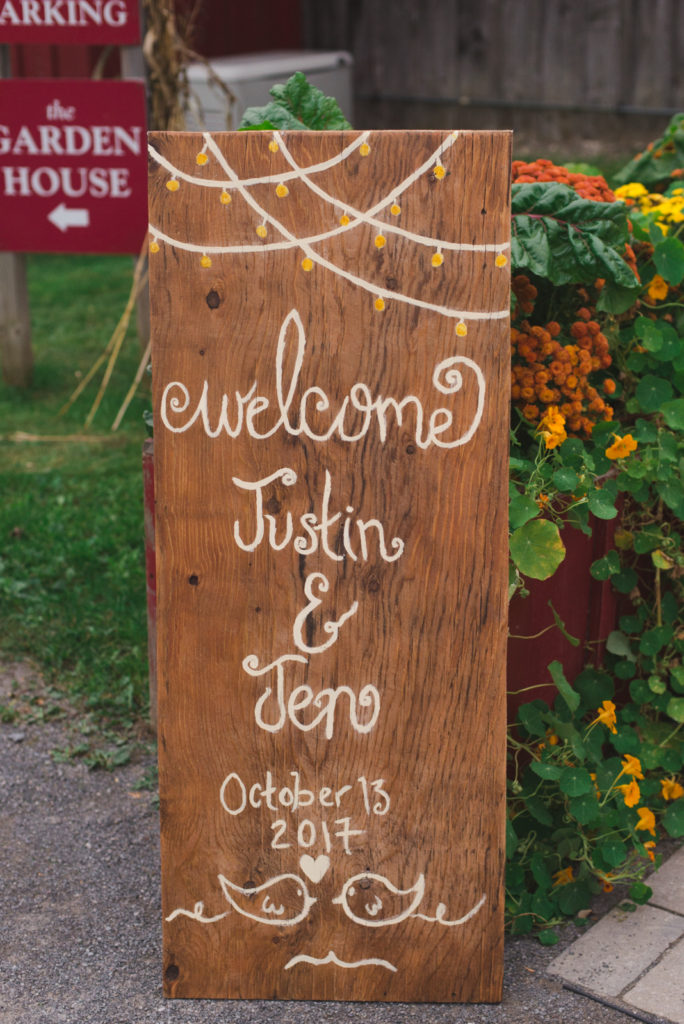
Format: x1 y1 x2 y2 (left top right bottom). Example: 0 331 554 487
166 176 179 192
276 182 289 198
220 189 232 205
148 130 510 328
196 145 209 166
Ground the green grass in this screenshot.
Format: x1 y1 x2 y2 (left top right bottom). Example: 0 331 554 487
0 255 151 737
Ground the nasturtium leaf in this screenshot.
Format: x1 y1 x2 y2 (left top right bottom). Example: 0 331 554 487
661 399 684 430
552 467 580 492
587 488 619 520
518 702 547 738
525 796 554 827
590 550 620 580
510 492 541 530
661 747 683 772
634 317 663 351
666 696 684 723
607 630 636 660
537 928 559 946
506 818 519 857
663 800 684 838
510 519 566 580
636 374 674 412
568 792 601 824
529 761 563 781
612 568 639 594
559 766 594 797
557 882 592 916
629 882 653 905
639 625 673 656
652 549 675 570
634 529 663 553
670 666 684 694
506 862 525 888
654 235 684 285
599 840 627 868
648 675 667 695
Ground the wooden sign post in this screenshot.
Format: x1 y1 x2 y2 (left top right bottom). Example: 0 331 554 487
149 128 511 1003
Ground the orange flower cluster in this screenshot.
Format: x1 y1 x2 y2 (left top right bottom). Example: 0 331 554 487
511 301 614 437
512 273 538 317
512 158 616 202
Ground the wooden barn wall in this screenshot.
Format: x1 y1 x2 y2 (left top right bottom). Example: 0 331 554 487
301 0 684 157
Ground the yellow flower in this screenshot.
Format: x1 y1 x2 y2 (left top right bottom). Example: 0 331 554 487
636 807 656 836
615 182 648 200
590 699 617 734
660 777 684 801
552 866 574 887
644 840 656 862
605 434 638 460
537 405 567 450
620 754 644 780
619 779 641 807
647 274 668 301
590 772 601 798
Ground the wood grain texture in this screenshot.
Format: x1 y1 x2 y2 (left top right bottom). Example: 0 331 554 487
149 129 510 1003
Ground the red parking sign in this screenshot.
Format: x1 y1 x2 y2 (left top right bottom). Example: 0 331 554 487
0 0 140 45
0 79 147 254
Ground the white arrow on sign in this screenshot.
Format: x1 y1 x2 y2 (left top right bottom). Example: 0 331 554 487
47 204 90 233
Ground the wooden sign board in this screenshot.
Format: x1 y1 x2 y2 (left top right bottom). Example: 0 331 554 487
0 0 141 44
149 128 511 1003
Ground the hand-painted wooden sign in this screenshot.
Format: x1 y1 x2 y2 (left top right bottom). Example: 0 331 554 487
148 128 511 1003
0 0 140 44
0 79 147 254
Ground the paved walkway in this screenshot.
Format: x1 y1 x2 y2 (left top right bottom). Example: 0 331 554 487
549 846 684 1024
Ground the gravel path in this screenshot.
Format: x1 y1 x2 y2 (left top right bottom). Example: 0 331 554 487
0 661 670 1024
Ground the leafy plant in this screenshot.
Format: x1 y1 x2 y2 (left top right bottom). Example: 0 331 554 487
239 72 351 132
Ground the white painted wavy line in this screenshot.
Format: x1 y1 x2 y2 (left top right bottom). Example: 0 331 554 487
166 901 229 924
148 131 371 189
202 134 508 322
284 951 397 973
411 892 487 926
273 130 508 255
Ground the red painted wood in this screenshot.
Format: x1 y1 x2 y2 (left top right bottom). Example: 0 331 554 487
0 78 147 253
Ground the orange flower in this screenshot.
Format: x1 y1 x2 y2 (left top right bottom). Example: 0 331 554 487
590 699 617 734
606 434 638 460
619 779 641 807
644 841 656 862
620 755 644 780
552 866 574 887
636 807 656 836
660 777 684 801
647 275 668 302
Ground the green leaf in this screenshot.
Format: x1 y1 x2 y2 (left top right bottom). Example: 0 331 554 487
557 881 592 916
598 840 627 868
538 929 559 946
526 796 554 827
634 317 664 351
510 519 566 580
510 492 541 530
666 697 684 723
552 467 580 492
568 792 601 824
587 488 619 520
530 852 553 890
549 660 580 713
559 766 594 797
506 818 519 857
636 374 674 412
606 630 636 661
530 761 563 781
590 550 620 580
639 625 673 656
654 235 684 285
628 882 653 905
661 399 684 430
239 72 352 132
518 701 547 738
511 183 636 288
662 800 684 838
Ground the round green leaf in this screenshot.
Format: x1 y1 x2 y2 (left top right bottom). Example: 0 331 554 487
654 235 684 285
666 697 684 723
510 493 540 530
559 766 594 797
538 929 559 946
636 374 674 412
628 882 653 905
661 399 684 430
588 488 619 520
663 799 684 838
552 467 580 492
598 840 627 868
510 519 566 580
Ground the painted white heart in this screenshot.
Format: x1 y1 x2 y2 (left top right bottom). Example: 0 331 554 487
299 854 330 883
